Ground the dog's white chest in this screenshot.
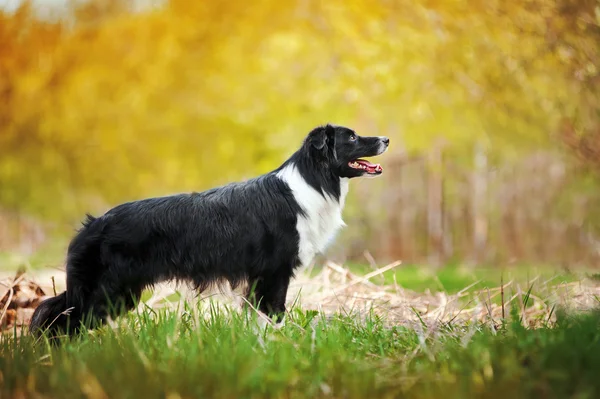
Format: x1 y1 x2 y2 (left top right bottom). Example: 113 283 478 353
277 165 349 267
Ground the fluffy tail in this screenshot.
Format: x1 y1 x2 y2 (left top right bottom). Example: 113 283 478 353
29 292 74 338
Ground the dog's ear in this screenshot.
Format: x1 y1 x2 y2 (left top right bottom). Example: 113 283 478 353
307 124 335 151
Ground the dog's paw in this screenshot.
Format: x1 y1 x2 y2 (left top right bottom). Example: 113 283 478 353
272 316 286 330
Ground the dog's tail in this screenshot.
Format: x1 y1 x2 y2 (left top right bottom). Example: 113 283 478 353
29 291 72 338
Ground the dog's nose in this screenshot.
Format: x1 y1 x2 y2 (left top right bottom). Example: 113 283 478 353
381 137 390 146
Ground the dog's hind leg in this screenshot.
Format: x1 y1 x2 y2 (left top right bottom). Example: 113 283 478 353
30 249 103 338
81 261 147 330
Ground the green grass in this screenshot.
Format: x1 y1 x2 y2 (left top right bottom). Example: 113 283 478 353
2 302 600 399
1 252 598 398
342 262 580 294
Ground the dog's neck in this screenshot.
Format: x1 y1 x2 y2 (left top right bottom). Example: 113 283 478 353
279 148 342 202
276 161 349 267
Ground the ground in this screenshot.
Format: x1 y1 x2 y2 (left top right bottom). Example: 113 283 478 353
1 258 600 398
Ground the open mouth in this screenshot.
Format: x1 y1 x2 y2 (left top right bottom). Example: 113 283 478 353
348 159 383 174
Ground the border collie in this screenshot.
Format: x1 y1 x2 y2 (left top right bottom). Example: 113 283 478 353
30 124 389 337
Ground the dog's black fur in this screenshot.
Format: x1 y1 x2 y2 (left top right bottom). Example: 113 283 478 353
29 124 389 338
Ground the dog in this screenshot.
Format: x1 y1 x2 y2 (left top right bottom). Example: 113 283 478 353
29 124 389 337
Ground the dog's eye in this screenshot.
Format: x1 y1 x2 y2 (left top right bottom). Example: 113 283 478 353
349 134 356 141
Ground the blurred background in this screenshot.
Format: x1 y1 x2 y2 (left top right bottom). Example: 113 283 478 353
1 0 599 272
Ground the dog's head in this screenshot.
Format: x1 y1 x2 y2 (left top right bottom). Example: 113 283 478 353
304 124 389 178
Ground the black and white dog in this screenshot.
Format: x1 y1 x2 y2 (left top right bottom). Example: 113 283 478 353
30 124 389 337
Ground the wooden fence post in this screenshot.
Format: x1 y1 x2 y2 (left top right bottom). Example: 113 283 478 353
427 144 444 267
471 142 488 265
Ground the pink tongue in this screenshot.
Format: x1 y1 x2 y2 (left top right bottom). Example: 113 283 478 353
357 160 383 172
357 160 377 167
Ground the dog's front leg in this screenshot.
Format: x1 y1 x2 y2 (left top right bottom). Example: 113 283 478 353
247 267 292 324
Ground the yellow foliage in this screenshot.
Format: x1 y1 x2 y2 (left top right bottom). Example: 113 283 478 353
0 0 597 220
